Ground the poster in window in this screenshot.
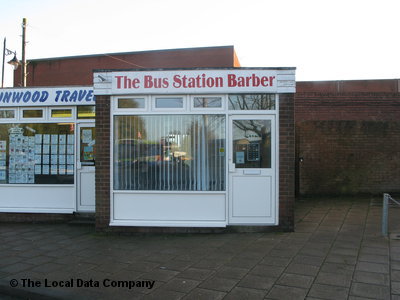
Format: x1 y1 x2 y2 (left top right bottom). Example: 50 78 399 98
67 144 74 154
82 129 92 143
236 152 245 164
51 155 58 165
28 174 34 184
67 134 74 145
83 146 94 161
51 145 58 154
9 173 16 183
51 134 58 145
59 135 66 145
0 160 5 166
0 152 5 160
42 144 50 154
35 134 42 144
0 170 5 180
42 155 50 165
59 155 65 165
42 165 49 175
28 137 35 147
35 144 42 154
59 165 66 175
67 155 74 165
66 164 74 174
0 140 6 151
34 164 41 175
59 145 66 155
35 155 41 164
51 165 58 175
43 134 50 144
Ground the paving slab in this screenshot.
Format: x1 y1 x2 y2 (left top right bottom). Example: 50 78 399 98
1 196 400 299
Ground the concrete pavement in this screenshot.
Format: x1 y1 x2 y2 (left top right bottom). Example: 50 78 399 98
1 196 400 299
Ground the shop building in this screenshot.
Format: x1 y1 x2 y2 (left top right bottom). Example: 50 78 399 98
93 68 296 231
1 46 296 231
0 86 95 216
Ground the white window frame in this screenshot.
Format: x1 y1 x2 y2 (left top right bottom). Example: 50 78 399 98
151 95 187 111
21 107 46 121
114 96 149 112
227 93 277 112
0 108 18 122
190 95 225 112
48 106 75 121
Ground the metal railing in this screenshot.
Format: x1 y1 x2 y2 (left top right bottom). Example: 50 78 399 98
382 193 400 236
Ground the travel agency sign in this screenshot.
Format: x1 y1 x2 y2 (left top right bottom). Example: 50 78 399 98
0 86 94 107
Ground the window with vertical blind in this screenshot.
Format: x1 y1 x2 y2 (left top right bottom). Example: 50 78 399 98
114 115 226 191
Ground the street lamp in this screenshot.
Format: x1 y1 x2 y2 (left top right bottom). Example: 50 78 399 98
8 53 21 70
2 37 20 88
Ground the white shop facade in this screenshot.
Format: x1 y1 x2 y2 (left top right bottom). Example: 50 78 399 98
94 68 295 228
0 86 96 214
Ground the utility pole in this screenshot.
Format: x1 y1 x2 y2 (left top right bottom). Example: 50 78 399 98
21 18 27 87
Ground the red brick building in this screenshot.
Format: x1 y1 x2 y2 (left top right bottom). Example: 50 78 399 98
296 79 400 196
3 46 296 232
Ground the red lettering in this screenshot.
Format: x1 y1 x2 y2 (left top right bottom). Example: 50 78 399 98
252 74 260 87
132 78 140 88
269 76 275 86
261 76 269 86
227 74 237 87
144 75 153 88
115 76 123 89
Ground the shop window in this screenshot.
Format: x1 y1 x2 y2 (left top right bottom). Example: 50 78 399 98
22 109 44 119
232 119 271 168
193 97 222 108
118 97 146 109
77 106 95 119
154 97 184 109
0 109 16 119
114 114 225 191
228 94 275 110
50 109 73 118
0 123 75 184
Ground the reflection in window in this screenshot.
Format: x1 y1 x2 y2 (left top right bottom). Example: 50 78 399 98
118 98 145 109
232 119 271 168
51 109 72 118
155 97 183 109
0 110 15 119
114 115 225 191
228 94 275 110
193 97 222 108
0 123 75 184
77 106 95 119
22 109 43 118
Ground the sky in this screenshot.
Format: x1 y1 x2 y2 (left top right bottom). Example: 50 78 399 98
1 0 399 87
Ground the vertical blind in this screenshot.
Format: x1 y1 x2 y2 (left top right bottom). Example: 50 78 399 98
114 115 225 191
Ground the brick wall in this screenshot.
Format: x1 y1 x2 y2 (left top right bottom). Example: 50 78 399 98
19 46 240 87
295 91 400 196
279 94 295 230
95 95 111 231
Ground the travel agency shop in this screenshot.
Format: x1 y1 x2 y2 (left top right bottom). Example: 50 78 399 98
0 86 96 217
93 67 296 232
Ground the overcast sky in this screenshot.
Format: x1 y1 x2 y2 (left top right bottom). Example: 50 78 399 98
1 0 399 87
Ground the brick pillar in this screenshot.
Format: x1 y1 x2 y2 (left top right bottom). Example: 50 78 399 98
95 95 111 231
279 93 295 231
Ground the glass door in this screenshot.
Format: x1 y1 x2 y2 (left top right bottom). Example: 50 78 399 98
228 115 277 225
77 123 95 212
